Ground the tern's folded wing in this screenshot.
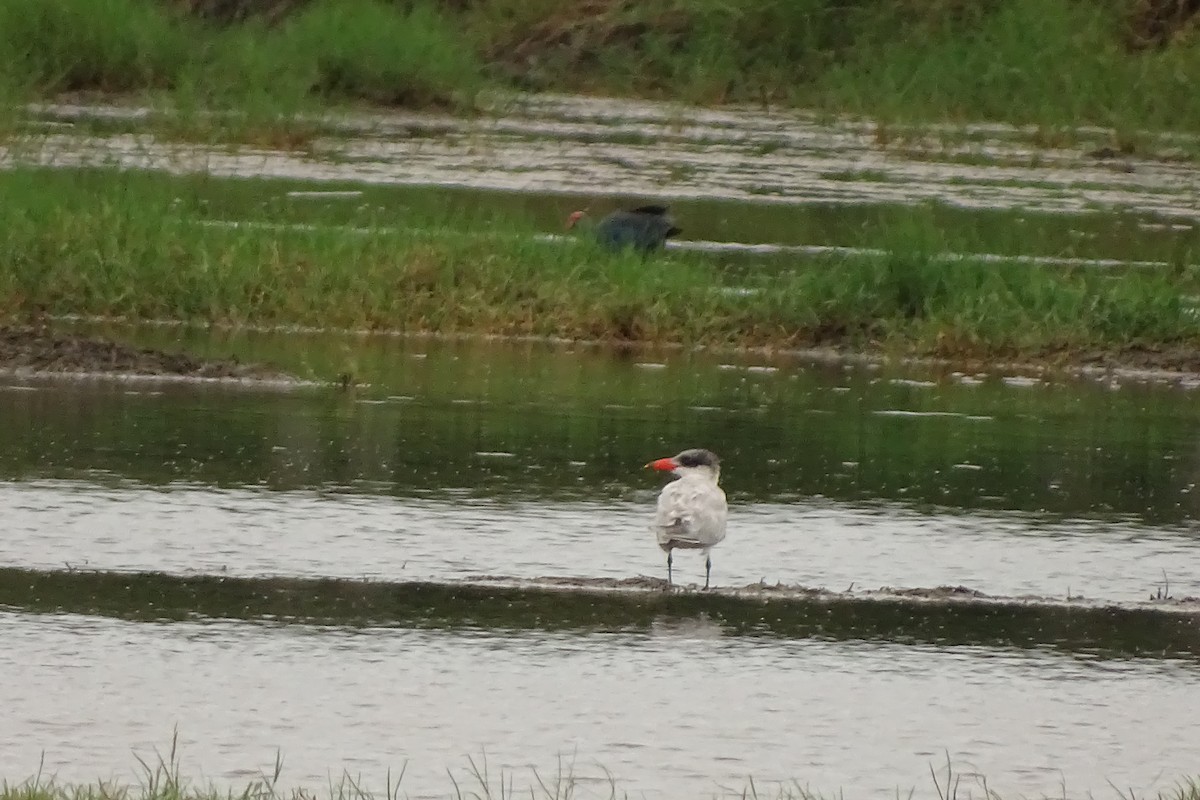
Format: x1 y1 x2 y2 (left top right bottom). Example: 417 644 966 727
654 480 728 549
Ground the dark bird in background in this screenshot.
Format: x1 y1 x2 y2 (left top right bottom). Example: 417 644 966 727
566 205 681 254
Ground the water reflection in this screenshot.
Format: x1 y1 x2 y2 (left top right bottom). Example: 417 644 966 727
3 333 1200 527
3 335 1200 600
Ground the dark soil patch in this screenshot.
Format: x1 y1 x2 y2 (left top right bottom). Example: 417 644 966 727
490 0 687 72
169 0 309 25
1128 0 1200 48
0 326 295 381
171 0 478 25
883 585 989 599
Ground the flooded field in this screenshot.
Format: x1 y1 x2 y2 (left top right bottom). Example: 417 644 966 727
7 95 1200 267
3 93 1200 798
2 330 1200 797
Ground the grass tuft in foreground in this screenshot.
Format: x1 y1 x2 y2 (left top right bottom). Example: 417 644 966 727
2 740 1199 800
1 167 1198 364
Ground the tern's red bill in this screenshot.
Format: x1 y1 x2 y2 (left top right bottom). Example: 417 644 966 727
646 457 677 471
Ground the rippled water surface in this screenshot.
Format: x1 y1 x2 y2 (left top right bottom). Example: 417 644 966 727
3 332 1200 795
4 611 1199 799
4 332 1199 599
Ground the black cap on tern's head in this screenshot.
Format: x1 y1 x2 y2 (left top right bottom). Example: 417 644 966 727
645 448 721 472
674 448 720 469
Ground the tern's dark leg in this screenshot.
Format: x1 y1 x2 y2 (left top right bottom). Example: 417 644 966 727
704 555 712 590
667 550 673 587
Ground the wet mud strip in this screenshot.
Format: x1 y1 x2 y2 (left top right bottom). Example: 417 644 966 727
2 568 1198 659
0 326 297 383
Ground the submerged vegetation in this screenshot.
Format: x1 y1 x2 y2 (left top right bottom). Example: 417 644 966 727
1 0 1200 132
1 168 1197 363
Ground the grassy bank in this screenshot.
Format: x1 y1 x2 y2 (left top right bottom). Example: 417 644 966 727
1 168 1198 363
2 0 1200 134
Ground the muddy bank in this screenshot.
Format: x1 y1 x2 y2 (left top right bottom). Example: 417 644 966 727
1038 345 1200 379
43 318 1200 389
0 326 296 382
3 568 1198 659
468 574 1200 613
902 344 1200 385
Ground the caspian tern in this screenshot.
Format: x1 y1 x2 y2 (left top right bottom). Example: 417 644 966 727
645 448 728 588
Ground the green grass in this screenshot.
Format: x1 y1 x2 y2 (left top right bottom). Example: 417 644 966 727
2 0 1200 137
468 0 1200 133
0 0 483 119
809 0 1200 132
1 167 1198 362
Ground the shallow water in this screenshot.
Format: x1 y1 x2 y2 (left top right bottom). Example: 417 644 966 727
3 610 1198 799
4 332 1200 792
5 90 1200 793
3 333 1199 599
6 482 1200 602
